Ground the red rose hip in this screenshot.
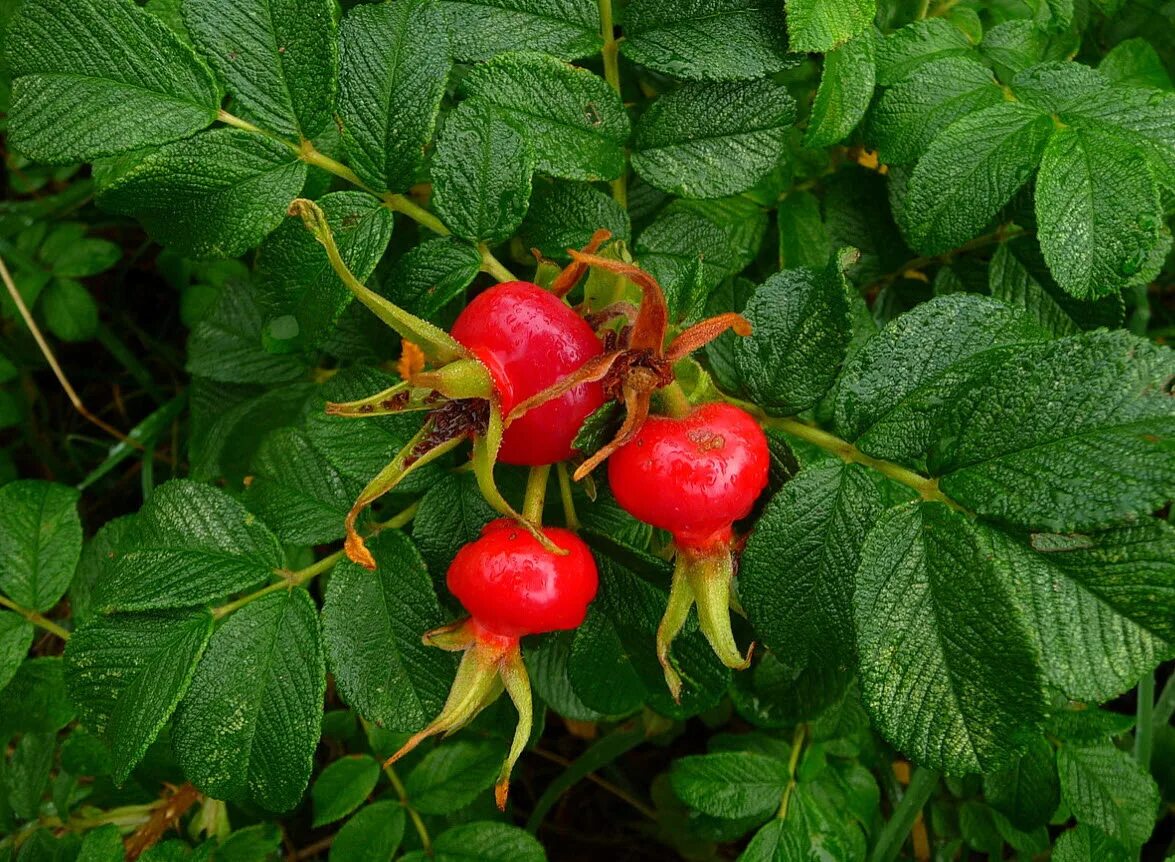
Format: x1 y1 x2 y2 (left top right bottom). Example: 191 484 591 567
452 281 604 466
607 402 768 701
385 520 598 809
608 402 769 551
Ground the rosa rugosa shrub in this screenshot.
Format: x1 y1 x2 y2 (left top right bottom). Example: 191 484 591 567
0 0 1173 859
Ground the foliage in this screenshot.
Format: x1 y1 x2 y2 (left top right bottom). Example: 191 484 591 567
0 0 1173 859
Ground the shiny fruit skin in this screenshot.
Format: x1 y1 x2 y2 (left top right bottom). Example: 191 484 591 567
450 281 604 466
447 519 599 639
608 403 769 550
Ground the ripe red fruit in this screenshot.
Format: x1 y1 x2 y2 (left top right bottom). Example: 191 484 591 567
607 402 768 701
385 519 598 809
452 281 604 466
608 402 770 550
448 518 599 637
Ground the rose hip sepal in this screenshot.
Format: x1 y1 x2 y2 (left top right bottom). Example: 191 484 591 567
504 253 752 480
383 519 598 809
289 199 606 567
608 403 769 701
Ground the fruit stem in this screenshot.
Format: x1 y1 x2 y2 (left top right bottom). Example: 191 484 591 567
661 379 692 419
556 463 581 530
0 594 70 641
777 723 806 819
523 464 552 524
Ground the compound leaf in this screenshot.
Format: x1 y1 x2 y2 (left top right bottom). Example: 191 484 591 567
174 588 325 812
0 480 82 613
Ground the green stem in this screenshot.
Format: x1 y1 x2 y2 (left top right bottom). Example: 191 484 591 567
869 767 938 862
525 726 648 833
778 723 806 819
217 110 517 281
556 463 580 530
1153 673 1175 730
597 0 627 209
1135 671 1155 769
915 0 931 19
765 416 961 509
0 595 70 641
384 760 431 852
212 502 419 620
523 464 552 524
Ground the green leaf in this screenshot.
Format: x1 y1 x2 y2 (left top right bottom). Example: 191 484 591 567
312 754 380 827
243 428 360 545
338 0 451 193
982 736 1059 831
854 503 1046 774
1011 62 1109 115
980 19 1077 80
620 0 791 82
834 294 1049 463
440 0 600 62
6 732 55 820
330 802 405 862
0 613 33 694
988 239 1124 336
1034 126 1167 299
786 0 875 53
870 57 1002 165
989 521 1175 702
76 826 124 862
322 530 453 731
1052 824 1132 862
519 181 630 261
41 279 98 343
40 228 121 278
1058 743 1159 848
63 610 213 783
805 31 875 148
186 278 309 385
932 331 1175 531
524 632 606 722
874 17 976 86
632 79 795 199
98 480 284 612
741 462 882 670
404 740 500 814
98 128 308 259
670 752 788 820
5 0 220 162
460 51 630 182
901 102 1052 254
637 204 758 318
404 822 546 862
740 784 865 860
1064 86 1175 188
431 101 534 244
733 255 852 416
217 824 282 862
776 191 829 270
386 237 483 318
1098 38 1173 90
0 480 81 612
174 589 325 812
0 658 75 737
183 0 337 138
257 191 393 350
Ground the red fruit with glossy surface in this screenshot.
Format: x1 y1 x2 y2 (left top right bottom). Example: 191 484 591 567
608 403 769 550
447 518 599 639
451 281 604 466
